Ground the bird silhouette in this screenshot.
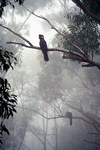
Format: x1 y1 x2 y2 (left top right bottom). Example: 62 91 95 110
39 34 49 61
66 112 72 125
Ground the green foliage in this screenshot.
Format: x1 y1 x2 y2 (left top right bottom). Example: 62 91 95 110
14 0 25 5
0 47 17 146
81 0 100 15
0 78 17 119
0 0 25 17
0 123 10 135
0 47 17 71
62 13 100 59
0 123 10 146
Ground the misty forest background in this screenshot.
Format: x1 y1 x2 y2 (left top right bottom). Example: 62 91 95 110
0 0 100 150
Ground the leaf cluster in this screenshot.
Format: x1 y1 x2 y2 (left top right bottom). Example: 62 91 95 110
62 13 100 59
0 47 17 146
0 47 17 72
82 0 100 15
0 123 9 145
0 78 17 119
0 0 25 17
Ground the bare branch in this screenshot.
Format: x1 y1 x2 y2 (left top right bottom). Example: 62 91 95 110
0 24 34 47
62 55 84 62
88 132 99 136
84 140 100 146
6 39 85 59
23 144 32 150
7 41 40 49
74 70 98 95
82 64 95 67
17 106 92 124
30 130 44 145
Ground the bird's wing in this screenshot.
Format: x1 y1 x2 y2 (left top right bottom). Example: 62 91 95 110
40 40 47 51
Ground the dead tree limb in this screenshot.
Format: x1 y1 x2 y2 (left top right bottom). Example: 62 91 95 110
84 140 100 146
0 24 33 47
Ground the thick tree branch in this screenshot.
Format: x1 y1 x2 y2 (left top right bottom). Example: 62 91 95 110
72 0 100 24
18 106 92 125
6 41 85 59
62 55 85 62
7 41 40 49
82 63 95 67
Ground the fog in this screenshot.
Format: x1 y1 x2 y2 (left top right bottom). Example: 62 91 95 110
0 0 100 150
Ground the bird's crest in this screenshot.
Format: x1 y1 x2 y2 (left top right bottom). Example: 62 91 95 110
39 34 44 39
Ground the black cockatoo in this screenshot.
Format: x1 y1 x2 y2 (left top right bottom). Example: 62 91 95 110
39 34 49 61
66 112 73 125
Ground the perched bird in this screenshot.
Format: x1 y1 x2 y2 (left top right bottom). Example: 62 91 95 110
39 34 49 61
66 112 73 125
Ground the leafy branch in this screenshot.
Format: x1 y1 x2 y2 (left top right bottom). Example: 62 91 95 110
0 46 17 146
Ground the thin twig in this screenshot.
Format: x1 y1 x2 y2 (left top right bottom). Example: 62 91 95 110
84 140 100 146
0 24 34 47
